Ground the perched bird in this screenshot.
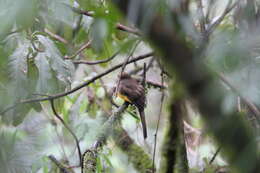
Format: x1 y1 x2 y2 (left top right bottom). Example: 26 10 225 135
116 72 147 139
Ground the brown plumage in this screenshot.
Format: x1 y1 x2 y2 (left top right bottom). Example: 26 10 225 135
117 72 147 139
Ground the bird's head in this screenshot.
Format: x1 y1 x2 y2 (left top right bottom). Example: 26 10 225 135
118 72 131 79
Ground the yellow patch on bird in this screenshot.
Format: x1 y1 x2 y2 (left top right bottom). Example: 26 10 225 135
117 93 132 103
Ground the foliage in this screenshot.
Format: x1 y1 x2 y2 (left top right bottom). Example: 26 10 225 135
0 0 259 173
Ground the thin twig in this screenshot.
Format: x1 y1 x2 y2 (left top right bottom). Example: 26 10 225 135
1 52 153 115
146 57 155 72
66 4 94 17
44 28 69 44
54 125 69 162
66 4 140 36
196 0 206 34
155 58 172 77
142 63 146 87
218 73 260 124
152 71 165 173
143 79 167 89
72 50 119 65
116 23 141 36
205 0 214 24
50 99 82 170
65 40 92 59
207 0 239 34
129 57 154 75
111 101 139 119
73 14 83 37
209 146 222 165
115 40 141 94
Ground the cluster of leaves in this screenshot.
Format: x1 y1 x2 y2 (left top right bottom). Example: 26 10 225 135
0 0 141 172
0 0 259 173
0 0 135 124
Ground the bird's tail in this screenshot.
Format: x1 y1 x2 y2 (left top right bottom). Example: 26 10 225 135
139 109 147 139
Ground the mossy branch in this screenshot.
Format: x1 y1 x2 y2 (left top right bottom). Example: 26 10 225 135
82 103 129 173
113 126 154 173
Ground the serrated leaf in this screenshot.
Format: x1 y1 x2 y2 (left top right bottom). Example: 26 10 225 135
8 38 31 100
37 35 74 86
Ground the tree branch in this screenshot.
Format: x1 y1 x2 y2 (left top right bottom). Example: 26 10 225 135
44 28 69 44
218 73 260 124
1 52 153 115
209 146 222 165
112 125 154 173
116 23 141 36
66 4 140 36
50 99 82 169
206 0 239 35
64 40 92 59
82 103 129 173
83 101 154 173
72 50 119 65
152 71 165 173
196 0 206 34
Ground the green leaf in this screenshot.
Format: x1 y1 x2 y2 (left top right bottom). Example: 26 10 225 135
0 126 43 173
45 0 74 26
96 156 102 173
15 0 38 29
8 37 31 100
0 0 38 38
90 18 108 52
37 35 74 86
34 52 53 93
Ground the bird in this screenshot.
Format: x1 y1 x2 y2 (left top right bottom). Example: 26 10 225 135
116 72 147 139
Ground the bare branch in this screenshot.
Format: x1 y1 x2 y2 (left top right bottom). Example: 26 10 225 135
196 0 206 34
44 28 69 44
218 73 260 124
142 63 146 87
72 50 119 65
205 0 214 23
66 4 140 36
67 5 94 17
207 0 239 34
64 40 92 59
152 71 165 173
50 99 82 169
1 52 153 115
116 23 141 36
209 146 222 165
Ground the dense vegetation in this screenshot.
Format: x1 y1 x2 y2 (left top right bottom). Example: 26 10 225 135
0 0 259 173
